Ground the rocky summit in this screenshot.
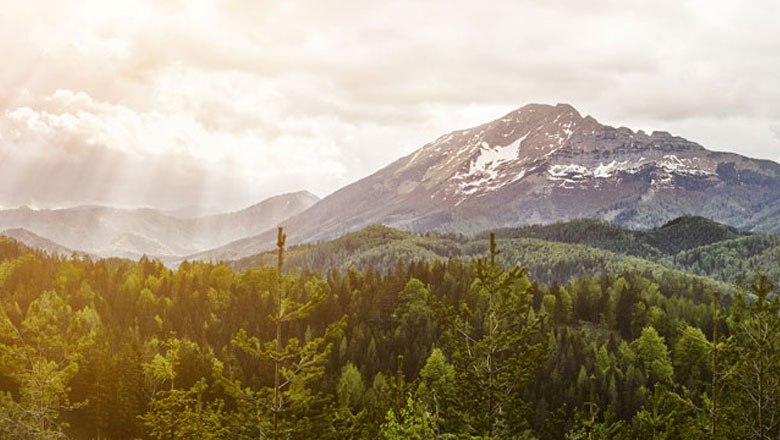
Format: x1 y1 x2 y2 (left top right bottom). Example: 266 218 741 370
195 103 780 261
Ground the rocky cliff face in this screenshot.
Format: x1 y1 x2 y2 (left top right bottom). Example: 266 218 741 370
399 103 780 232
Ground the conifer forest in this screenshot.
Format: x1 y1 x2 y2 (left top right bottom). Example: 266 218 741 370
4 1 780 439
1 223 779 439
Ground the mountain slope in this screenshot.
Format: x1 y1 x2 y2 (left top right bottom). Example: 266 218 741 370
495 215 748 258
229 218 763 288
645 215 747 254
0 191 319 260
0 228 78 257
197 103 780 261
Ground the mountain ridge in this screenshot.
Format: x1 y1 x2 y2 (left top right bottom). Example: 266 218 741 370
0 190 319 260
0 228 79 257
193 103 780 261
228 215 774 287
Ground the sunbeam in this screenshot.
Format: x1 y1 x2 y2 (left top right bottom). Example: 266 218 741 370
0 3 780 439
1 0 779 212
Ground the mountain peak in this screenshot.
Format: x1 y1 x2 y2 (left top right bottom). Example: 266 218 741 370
511 102 579 114
391 103 779 227
191 103 780 261
289 190 321 202
499 102 584 132
511 102 581 116
397 103 721 207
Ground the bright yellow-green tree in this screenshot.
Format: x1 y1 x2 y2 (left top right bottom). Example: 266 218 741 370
0 290 97 438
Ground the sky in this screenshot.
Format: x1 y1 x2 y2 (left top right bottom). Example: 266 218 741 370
1 0 779 212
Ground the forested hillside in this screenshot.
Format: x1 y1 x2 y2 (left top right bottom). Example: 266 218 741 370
1 227 779 439
231 216 777 286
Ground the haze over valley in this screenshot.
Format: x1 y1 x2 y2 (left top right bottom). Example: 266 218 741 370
5 103 780 264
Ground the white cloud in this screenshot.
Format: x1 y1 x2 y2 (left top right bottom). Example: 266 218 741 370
0 0 779 210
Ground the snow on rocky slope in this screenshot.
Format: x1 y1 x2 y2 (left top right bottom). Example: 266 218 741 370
193 103 780 261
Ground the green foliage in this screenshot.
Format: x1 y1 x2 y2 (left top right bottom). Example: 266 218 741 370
629 386 707 439
441 233 545 437
232 218 759 290
633 327 673 385
394 279 436 376
647 215 746 255
416 348 457 434
723 273 780 439
0 228 779 439
141 379 227 440
224 242 346 438
673 325 710 394
336 362 364 411
0 290 96 438
496 218 664 259
379 395 436 440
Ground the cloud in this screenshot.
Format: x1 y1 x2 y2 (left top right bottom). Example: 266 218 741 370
0 0 779 209
0 87 348 209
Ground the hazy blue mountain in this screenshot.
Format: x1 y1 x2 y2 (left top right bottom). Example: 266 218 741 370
0 191 319 260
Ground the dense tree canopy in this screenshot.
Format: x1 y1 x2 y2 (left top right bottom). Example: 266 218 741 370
0 233 778 438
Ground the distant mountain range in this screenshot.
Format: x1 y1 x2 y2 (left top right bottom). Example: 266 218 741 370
195 103 780 261
0 191 318 260
4 103 780 263
4 212 775 290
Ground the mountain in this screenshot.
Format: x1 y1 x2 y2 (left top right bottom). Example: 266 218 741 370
191 190 320 249
0 228 78 257
0 191 319 260
497 215 748 257
229 217 773 287
162 205 224 219
195 103 780 261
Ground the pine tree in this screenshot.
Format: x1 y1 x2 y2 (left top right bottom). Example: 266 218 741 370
379 395 436 440
328 362 367 439
416 348 457 437
141 379 226 440
727 273 780 439
632 326 673 387
441 232 545 437
710 289 722 439
140 337 225 439
224 227 346 439
394 278 436 377
0 290 97 438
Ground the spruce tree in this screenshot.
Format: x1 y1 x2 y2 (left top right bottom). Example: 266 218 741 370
726 273 780 439
441 232 545 437
0 290 97 438
224 227 346 439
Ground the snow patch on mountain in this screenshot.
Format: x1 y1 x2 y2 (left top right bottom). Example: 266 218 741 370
594 160 628 178
658 155 713 176
546 155 715 188
547 161 642 186
548 164 589 178
472 135 526 174
451 134 531 197
451 133 529 205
